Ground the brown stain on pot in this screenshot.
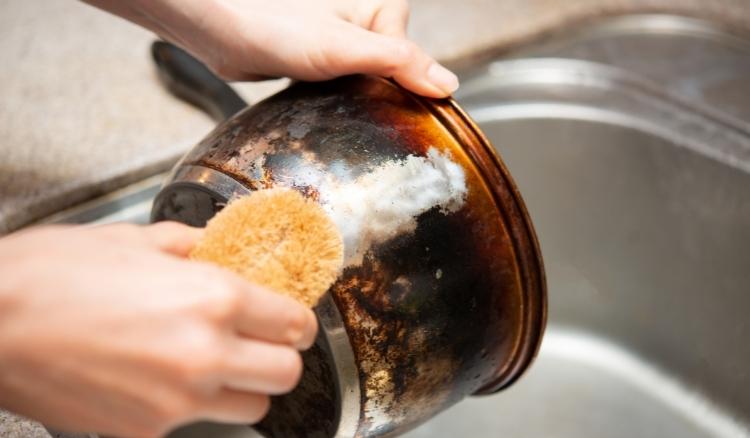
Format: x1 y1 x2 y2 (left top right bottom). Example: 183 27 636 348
155 75 546 437
316 78 531 436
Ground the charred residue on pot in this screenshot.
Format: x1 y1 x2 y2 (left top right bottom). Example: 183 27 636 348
188 81 409 186
161 75 545 437
327 167 478 433
329 197 511 435
323 77 530 435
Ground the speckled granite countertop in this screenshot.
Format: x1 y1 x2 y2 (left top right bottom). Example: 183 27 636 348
1 0 749 435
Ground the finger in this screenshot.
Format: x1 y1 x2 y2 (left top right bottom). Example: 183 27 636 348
197 388 270 424
232 281 318 350
369 0 409 38
143 221 204 257
221 339 303 395
210 62 272 82
84 222 199 257
326 24 458 98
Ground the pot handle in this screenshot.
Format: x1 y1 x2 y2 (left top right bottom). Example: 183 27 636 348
44 428 99 438
151 41 248 122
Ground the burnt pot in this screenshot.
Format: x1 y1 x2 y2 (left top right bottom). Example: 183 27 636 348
150 42 547 438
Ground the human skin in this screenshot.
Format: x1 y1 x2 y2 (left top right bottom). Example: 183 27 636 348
82 0 459 97
0 2 455 437
0 223 317 438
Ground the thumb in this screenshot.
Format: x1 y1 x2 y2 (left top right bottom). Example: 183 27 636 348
327 24 458 98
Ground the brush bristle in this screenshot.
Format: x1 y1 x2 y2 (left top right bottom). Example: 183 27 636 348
190 187 344 308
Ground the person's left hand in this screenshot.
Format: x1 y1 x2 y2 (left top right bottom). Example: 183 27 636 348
84 0 459 98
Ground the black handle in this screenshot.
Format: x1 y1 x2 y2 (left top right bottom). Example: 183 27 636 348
151 41 248 122
44 428 100 438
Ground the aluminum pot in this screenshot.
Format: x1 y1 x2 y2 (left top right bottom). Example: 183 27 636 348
150 42 546 438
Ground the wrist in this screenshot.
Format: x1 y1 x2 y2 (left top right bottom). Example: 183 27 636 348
81 0 204 47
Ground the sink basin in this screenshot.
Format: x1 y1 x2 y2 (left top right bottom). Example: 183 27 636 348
43 14 750 438
411 61 750 438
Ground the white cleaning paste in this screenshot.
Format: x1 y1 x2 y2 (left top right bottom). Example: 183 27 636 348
319 147 467 267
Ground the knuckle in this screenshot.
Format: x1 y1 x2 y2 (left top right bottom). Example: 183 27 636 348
283 308 309 344
353 0 380 25
148 220 184 234
133 426 163 438
201 276 244 323
275 349 304 392
389 0 409 14
172 360 206 387
170 333 224 386
248 395 272 424
401 0 410 14
211 60 241 82
106 222 139 232
175 356 214 385
155 397 197 428
213 67 232 81
99 222 142 239
115 223 142 234
91 223 147 248
401 41 418 59
184 353 221 385
382 41 414 74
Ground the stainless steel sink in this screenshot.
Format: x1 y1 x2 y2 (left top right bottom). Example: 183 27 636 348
410 65 750 438
43 14 750 438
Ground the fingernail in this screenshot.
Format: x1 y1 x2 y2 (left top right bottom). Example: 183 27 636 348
427 62 459 95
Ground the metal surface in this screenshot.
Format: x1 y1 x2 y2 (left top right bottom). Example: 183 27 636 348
314 294 362 438
43 13 750 438
515 14 750 133
151 164 251 225
457 58 750 172
39 173 164 226
154 165 363 438
254 293 360 438
151 74 546 437
426 53 749 438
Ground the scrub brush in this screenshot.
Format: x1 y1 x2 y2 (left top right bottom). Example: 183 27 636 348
189 187 344 307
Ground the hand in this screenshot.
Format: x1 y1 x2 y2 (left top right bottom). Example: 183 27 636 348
84 0 459 98
0 223 317 438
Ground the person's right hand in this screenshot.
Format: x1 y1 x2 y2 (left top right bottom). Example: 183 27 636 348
83 0 459 98
0 222 317 438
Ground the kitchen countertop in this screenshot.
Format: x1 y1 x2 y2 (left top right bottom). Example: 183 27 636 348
2 0 750 235
1 0 749 436
0 0 288 235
